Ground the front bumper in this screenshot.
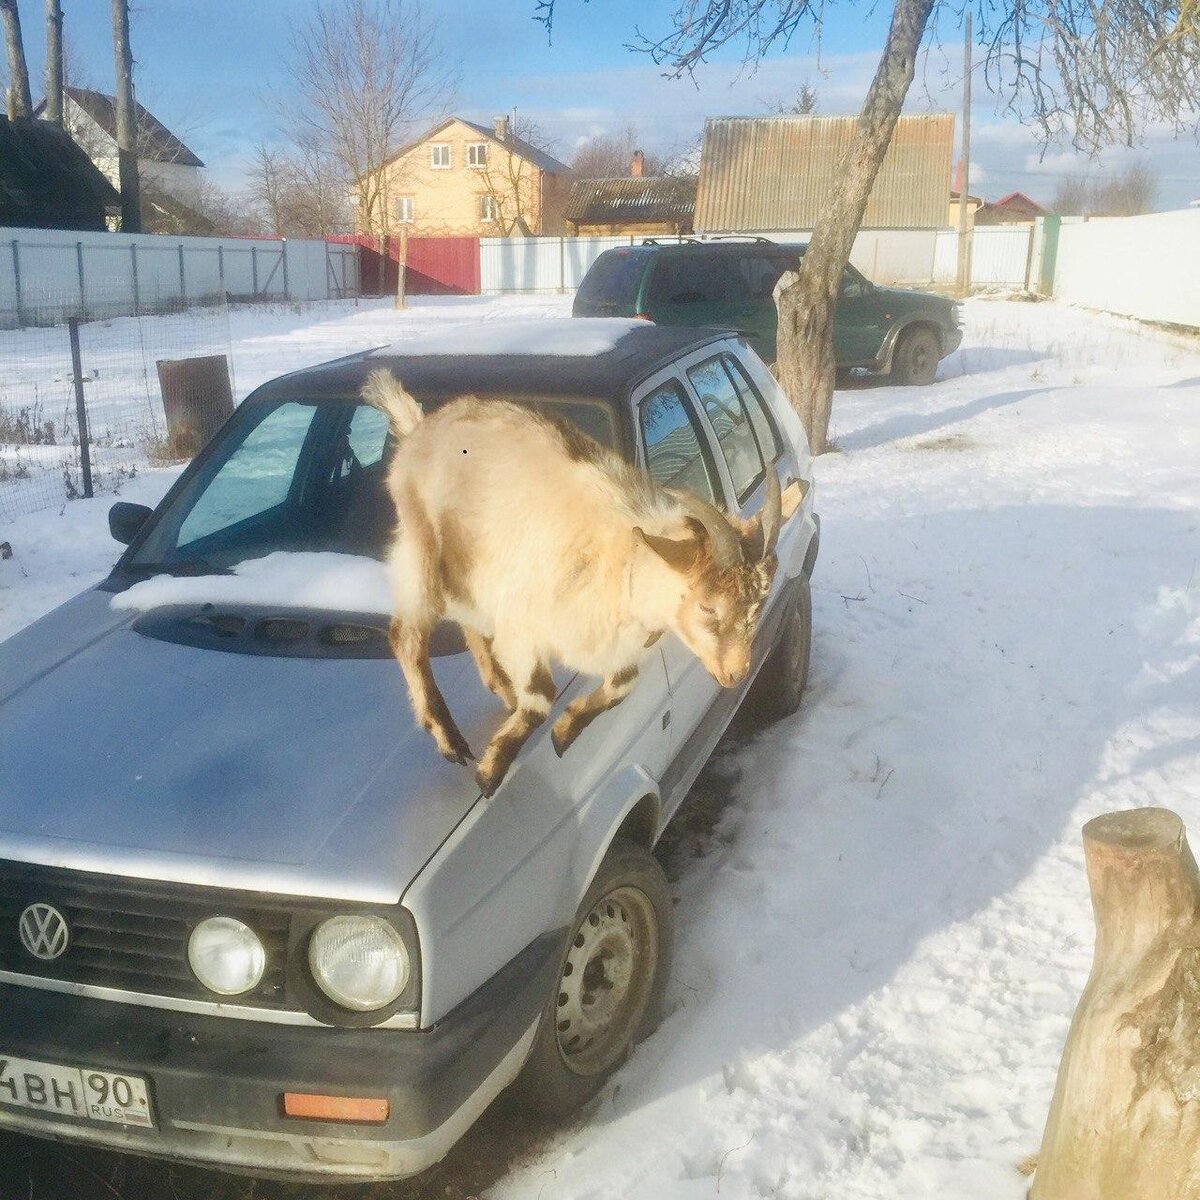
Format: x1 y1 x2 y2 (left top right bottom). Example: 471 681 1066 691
942 326 964 356
0 933 560 1182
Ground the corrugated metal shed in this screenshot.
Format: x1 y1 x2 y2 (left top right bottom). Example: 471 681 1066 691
695 114 954 232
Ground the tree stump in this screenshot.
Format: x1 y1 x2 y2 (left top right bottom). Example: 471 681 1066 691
1032 808 1200 1199
155 355 234 459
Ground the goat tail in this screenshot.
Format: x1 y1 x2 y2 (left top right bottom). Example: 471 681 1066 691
362 368 423 440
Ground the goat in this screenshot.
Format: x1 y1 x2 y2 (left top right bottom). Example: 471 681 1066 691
362 368 802 797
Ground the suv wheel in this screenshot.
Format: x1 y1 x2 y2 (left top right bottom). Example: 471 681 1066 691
512 840 673 1117
743 575 812 724
891 326 941 385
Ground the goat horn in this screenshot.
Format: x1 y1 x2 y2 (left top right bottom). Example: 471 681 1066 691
758 466 782 561
667 488 742 568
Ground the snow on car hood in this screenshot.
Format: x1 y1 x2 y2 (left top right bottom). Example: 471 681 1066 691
111 552 393 616
0 587 498 903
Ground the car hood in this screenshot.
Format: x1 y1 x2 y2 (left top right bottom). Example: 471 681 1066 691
875 286 952 313
0 588 498 904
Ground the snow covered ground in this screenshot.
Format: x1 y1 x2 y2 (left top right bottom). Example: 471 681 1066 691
1 294 1198 1200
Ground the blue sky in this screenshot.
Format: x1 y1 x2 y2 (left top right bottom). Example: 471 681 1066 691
4 0 1199 210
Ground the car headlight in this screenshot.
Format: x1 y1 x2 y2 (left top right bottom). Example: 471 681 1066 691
308 916 410 1012
188 917 267 996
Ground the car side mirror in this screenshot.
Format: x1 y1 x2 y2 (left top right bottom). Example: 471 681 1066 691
109 501 152 545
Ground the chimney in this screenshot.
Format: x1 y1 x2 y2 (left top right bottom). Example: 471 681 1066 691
493 115 510 142
631 150 645 178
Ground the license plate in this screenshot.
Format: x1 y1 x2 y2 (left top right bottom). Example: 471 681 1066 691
0 1053 153 1128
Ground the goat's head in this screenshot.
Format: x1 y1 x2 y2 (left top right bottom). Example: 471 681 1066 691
635 470 783 688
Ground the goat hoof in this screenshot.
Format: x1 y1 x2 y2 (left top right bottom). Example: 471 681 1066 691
440 739 474 766
475 764 502 797
551 728 569 758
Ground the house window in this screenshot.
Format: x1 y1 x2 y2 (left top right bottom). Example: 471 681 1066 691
479 194 498 223
394 196 414 223
467 143 488 168
429 143 451 169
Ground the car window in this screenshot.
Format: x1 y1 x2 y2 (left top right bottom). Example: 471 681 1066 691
344 404 390 470
840 266 871 299
740 255 790 302
176 402 317 547
638 379 719 504
687 357 764 501
575 249 647 310
646 254 747 307
722 353 780 461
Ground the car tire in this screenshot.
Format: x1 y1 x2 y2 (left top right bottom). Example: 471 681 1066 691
511 839 673 1118
743 574 812 724
891 326 941 386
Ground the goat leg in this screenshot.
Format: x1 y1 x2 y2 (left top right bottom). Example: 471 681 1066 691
475 660 556 798
390 618 474 764
463 627 518 711
551 665 639 758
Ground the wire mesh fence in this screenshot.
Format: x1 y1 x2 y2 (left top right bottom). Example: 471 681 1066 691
0 291 236 522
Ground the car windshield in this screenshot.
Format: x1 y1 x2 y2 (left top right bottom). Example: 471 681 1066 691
129 393 618 572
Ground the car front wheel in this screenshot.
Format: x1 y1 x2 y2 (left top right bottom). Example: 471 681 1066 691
743 574 812 724
512 839 673 1117
891 326 941 385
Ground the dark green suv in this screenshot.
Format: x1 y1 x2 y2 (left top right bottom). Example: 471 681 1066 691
572 239 963 385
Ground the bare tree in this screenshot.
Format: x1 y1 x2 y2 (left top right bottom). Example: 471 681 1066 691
539 0 1200 454
476 114 563 234
111 0 140 231
246 138 348 236
273 0 453 240
43 0 63 126
765 79 818 114
1 0 32 118
1051 173 1090 216
570 125 656 178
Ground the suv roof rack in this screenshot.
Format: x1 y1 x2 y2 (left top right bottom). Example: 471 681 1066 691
706 235 774 243
640 236 702 246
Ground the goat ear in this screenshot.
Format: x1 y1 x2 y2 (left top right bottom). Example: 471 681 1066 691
634 521 704 573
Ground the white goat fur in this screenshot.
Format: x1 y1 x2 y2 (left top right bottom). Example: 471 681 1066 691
362 367 781 794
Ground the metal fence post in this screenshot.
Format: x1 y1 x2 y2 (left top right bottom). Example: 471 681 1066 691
10 240 23 327
75 241 87 319
559 236 566 293
130 243 140 313
280 239 290 300
251 246 259 297
67 317 93 499
177 243 186 303
217 244 225 298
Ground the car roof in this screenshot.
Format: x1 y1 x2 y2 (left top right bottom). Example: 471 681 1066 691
623 239 809 255
249 320 737 405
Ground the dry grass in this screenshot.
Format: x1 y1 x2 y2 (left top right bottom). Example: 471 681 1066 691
908 433 978 452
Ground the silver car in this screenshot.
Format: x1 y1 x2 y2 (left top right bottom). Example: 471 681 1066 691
0 321 818 1181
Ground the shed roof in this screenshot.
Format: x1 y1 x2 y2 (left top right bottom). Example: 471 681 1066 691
564 176 698 226
0 115 121 232
36 87 205 167
695 114 955 231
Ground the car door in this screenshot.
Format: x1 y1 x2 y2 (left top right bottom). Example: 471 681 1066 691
831 265 889 365
734 253 796 361
633 371 728 766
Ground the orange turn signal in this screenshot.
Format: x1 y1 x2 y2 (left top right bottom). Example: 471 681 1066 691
282 1092 390 1124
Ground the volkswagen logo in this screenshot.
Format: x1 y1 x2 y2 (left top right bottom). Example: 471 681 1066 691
18 903 70 961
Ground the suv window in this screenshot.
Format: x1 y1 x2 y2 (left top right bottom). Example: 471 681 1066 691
722 353 780 460
639 379 719 505
574 249 647 311
646 253 746 307
687 357 764 501
840 266 872 299
740 255 790 301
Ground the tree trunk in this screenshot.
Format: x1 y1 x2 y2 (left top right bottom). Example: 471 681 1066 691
1032 808 1200 1200
111 0 141 233
774 0 935 454
44 0 64 128
0 0 33 119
